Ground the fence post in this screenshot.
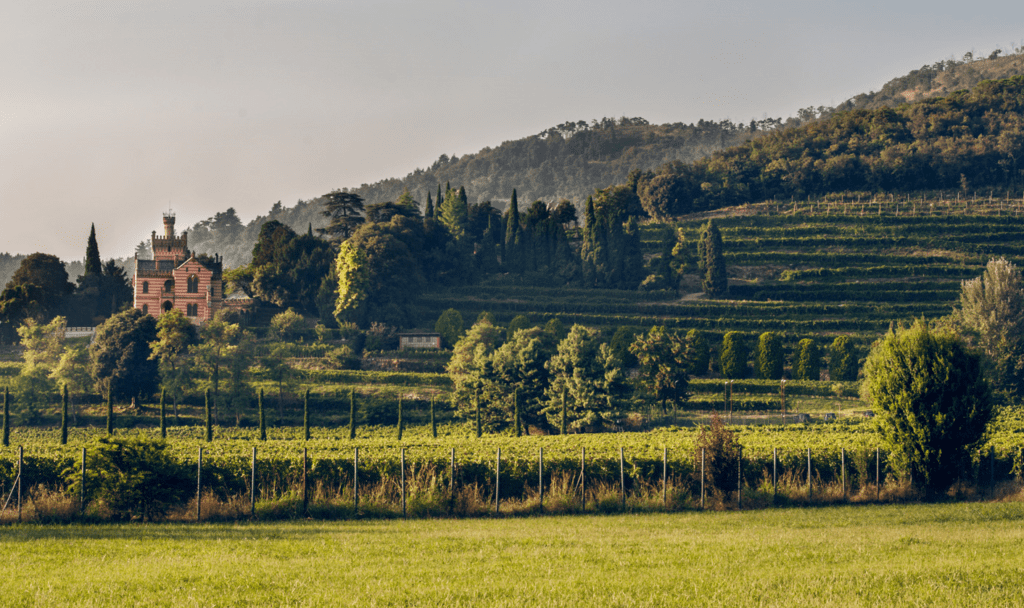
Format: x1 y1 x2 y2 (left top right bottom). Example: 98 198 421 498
81 447 87 515
196 446 203 522
353 447 359 511
401 447 406 518
302 447 308 516
494 447 501 515
580 447 586 511
620 447 625 510
773 447 778 504
990 447 996 494
700 447 705 510
876 447 880 501
807 447 812 500
251 446 257 518
662 447 667 506
17 446 23 522
841 448 846 499
737 445 742 508
538 447 544 511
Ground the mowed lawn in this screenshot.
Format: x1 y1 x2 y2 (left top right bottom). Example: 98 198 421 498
2 502 1023 607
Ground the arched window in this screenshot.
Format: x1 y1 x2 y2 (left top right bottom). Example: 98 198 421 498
187 275 199 293
164 279 174 293
142 281 149 294
142 304 148 315
187 303 198 317
162 301 173 312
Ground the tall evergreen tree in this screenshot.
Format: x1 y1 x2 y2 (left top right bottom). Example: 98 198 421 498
60 384 68 445
84 224 102 276
436 184 443 218
440 186 470 242
424 192 434 219
504 189 522 271
700 220 727 297
258 388 266 441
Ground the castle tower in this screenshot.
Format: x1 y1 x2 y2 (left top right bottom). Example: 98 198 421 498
163 213 176 238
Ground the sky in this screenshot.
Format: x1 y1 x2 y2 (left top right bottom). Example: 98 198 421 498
2 0 1023 262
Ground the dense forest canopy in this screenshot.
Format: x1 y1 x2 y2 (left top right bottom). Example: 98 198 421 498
631 76 1024 218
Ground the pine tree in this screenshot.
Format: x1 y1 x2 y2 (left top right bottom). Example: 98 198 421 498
204 389 212 442
85 224 102 276
348 389 357 439
159 388 167 439
1 386 8 447
258 388 267 441
60 384 68 445
440 186 469 242
303 389 310 441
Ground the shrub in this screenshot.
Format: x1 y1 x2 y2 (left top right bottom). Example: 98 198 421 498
686 329 710 376
64 436 193 521
863 320 993 498
693 413 740 496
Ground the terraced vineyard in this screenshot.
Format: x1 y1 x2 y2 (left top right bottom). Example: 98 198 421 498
423 196 1024 352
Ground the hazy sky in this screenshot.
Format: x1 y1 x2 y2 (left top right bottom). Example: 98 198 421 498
2 0 1023 262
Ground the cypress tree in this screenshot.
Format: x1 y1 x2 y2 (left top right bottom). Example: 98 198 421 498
159 388 167 439
475 394 482 438
560 387 568 435
60 384 68 445
85 223 102 276
436 184 443 218
700 220 727 297
514 389 522 437
795 339 821 381
348 389 357 440
505 189 521 271
396 396 403 440
258 388 267 441
204 389 212 443
756 332 784 380
720 332 749 379
430 397 437 438
425 192 434 218
307 223 313 237
106 383 114 435
303 389 310 441
2 386 8 447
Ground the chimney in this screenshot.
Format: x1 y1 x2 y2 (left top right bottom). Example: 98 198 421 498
163 213 176 238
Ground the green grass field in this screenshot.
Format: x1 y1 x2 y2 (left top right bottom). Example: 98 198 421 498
2 502 1023 606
